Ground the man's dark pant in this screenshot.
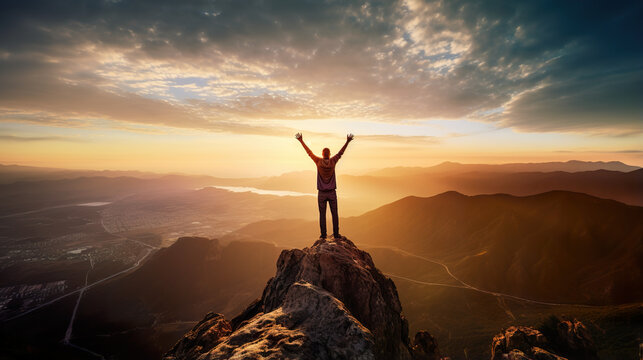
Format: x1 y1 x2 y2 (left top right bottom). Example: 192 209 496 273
318 189 339 237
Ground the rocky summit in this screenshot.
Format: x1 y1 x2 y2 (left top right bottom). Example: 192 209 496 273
165 236 443 360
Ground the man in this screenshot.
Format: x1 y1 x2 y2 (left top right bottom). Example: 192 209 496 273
295 132 354 239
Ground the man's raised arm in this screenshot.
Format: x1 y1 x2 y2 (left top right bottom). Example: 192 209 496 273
333 133 354 161
295 133 319 162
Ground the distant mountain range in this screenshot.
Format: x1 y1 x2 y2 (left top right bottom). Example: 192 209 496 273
0 164 164 184
223 190 643 305
249 167 643 210
2 160 638 184
2 161 642 216
364 160 641 176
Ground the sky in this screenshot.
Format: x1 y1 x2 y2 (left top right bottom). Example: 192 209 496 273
0 0 641 177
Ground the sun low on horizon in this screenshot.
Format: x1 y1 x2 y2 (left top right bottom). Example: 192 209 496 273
1 0 642 177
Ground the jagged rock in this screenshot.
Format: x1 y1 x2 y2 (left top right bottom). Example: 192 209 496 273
412 331 441 360
553 319 597 360
506 350 531 360
504 348 564 360
164 312 232 360
491 326 550 359
491 320 597 360
200 281 375 360
257 237 413 360
165 237 418 360
531 347 566 360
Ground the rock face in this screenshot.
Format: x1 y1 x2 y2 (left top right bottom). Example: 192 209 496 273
412 331 442 360
491 326 560 360
491 320 597 360
200 281 374 360
552 319 598 360
165 237 429 360
165 313 232 360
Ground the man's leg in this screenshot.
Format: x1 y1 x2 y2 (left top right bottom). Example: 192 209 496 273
317 191 327 238
329 190 339 238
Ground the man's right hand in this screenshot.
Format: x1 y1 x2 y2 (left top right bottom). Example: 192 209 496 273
347 133 354 142
295 132 303 141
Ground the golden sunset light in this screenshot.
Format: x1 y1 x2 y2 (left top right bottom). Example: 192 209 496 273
1 2 641 359
1 1 641 175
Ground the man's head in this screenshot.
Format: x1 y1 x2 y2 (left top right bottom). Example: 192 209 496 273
322 148 330 159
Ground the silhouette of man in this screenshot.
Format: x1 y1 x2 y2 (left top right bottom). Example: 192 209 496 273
296 133 354 239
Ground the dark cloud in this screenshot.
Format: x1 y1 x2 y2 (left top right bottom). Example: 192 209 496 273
502 69 643 134
433 0 643 133
0 0 641 134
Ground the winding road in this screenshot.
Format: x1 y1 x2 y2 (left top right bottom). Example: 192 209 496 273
64 256 94 344
365 244 602 308
62 256 107 359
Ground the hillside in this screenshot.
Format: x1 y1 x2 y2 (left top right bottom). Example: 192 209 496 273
224 191 643 305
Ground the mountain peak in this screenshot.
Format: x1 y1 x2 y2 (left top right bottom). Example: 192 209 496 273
435 190 466 198
165 237 443 360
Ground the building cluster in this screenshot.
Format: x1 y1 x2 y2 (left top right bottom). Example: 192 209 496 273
0 280 67 316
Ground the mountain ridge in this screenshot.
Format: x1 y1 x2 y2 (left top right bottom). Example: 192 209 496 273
223 190 643 305
365 160 641 176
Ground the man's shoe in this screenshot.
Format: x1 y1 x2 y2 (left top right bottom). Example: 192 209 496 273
320 234 327 239
333 233 342 239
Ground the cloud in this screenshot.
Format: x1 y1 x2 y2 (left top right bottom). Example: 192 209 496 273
501 69 643 135
0 134 85 142
0 58 205 127
0 0 641 135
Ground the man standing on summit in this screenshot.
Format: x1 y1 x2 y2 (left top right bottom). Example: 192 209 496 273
296 133 354 240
